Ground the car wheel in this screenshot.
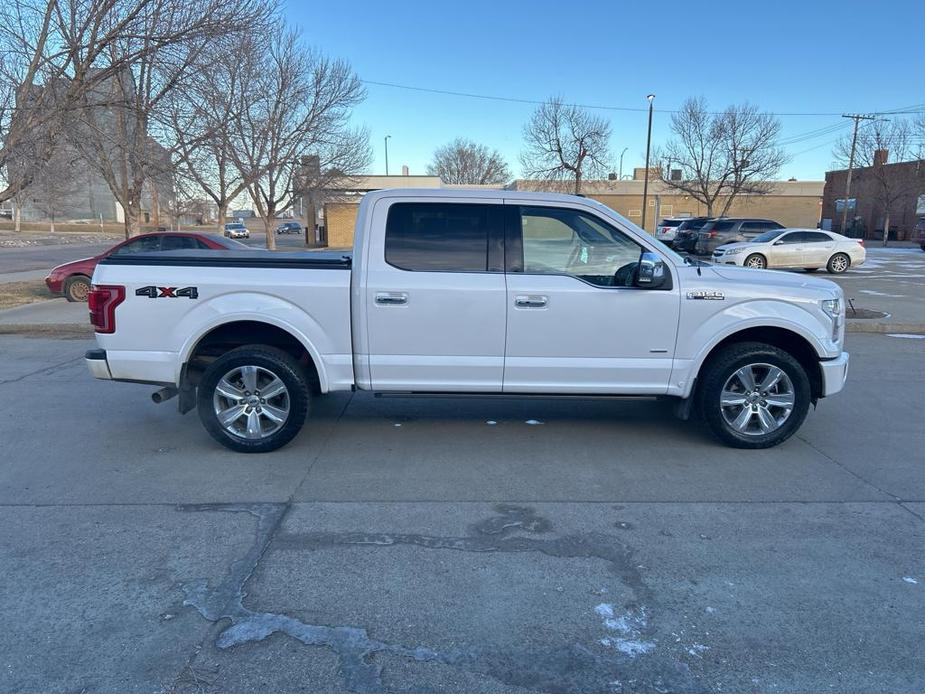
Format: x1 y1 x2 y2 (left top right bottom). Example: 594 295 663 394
920 244 925 252
744 253 766 269
697 341 810 449
64 275 91 302
197 345 310 453
827 253 850 274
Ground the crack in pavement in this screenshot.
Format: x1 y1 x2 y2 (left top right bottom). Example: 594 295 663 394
0 355 82 385
178 503 706 694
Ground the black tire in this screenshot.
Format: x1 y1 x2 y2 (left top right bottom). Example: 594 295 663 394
64 275 91 302
697 341 810 449
919 244 925 252
197 345 310 453
744 253 766 269
826 253 850 274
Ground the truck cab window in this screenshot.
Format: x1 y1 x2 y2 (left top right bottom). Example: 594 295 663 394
518 206 643 287
385 202 501 272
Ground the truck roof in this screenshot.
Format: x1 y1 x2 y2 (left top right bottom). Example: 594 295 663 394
362 187 592 204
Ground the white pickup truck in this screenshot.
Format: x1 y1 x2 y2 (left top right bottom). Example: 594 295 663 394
86 189 849 452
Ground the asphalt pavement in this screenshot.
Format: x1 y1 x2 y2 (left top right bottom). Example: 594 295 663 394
1 332 923 694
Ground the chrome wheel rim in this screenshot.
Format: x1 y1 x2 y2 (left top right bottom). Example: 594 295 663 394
212 365 290 439
745 256 765 269
720 363 795 436
830 255 849 272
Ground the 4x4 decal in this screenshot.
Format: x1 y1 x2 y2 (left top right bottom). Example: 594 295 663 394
136 285 198 299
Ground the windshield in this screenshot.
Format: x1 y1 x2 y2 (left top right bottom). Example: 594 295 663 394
226 223 245 229
753 229 787 243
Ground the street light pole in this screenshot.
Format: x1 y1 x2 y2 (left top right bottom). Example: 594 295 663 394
384 135 391 176
641 94 655 231
618 147 628 181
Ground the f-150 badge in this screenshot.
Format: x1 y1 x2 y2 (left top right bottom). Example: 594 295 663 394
686 290 725 300
136 285 198 299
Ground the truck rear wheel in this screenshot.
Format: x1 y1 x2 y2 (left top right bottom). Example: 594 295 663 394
697 342 810 449
197 345 310 453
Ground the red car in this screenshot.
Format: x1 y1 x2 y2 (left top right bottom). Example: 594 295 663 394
45 232 247 302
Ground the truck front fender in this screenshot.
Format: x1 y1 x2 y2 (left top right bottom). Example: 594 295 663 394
672 299 833 398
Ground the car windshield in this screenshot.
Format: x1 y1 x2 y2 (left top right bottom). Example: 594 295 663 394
753 229 787 243
226 224 245 229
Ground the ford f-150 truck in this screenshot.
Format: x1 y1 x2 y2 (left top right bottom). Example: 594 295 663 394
85 189 849 452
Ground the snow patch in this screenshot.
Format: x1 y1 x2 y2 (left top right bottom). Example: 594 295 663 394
525 419 543 425
594 603 655 658
903 576 918 584
858 289 906 298
888 334 925 340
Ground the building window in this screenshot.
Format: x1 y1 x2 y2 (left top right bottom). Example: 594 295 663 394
628 209 641 217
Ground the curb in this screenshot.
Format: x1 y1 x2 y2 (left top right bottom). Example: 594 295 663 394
846 321 925 335
0 323 93 338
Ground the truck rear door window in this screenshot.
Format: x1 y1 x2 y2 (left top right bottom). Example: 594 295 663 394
385 202 500 272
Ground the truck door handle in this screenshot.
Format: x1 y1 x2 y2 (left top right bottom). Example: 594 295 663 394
375 292 408 305
514 295 548 308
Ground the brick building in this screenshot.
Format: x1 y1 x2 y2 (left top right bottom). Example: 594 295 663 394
822 157 925 241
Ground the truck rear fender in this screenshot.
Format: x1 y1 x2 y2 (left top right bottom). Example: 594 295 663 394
175 294 335 392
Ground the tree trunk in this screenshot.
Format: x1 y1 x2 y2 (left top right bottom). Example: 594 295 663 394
14 204 21 232
49 215 55 234
882 212 890 247
216 203 228 233
263 216 276 250
573 173 582 195
124 203 142 238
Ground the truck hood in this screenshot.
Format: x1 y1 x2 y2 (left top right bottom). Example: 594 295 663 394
709 265 840 298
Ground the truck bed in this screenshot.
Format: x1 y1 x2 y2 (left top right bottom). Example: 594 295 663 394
92 249 354 390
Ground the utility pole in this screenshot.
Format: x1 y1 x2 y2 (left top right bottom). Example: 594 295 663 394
641 94 655 231
839 113 876 234
618 147 628 181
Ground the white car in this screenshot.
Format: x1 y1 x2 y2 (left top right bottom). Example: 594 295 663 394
655 217 686 243
713 229 865 274
223 223 250 239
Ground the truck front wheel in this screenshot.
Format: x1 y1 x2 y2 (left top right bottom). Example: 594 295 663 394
197 345 310 453
697 342 810 449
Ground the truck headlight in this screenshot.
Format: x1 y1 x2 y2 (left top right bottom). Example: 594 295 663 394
821 298 843 340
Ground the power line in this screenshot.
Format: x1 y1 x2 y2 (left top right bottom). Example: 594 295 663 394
361 79 925 117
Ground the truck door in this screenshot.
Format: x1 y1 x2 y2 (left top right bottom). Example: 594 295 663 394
363 199 507 391
503 203 680 394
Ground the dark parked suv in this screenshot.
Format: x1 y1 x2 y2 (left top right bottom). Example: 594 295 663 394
695 218 785 255
670 216 713 252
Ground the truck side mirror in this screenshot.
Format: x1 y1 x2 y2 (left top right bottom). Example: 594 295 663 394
636 251 668 289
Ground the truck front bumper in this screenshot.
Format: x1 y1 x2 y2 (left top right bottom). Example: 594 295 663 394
820 352 849 397
86 349 112 380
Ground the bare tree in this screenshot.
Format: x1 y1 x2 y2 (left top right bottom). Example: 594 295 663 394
0 0 268 238
229 28 371 250
163 36 262 232
426 138 510 185
520 97 611 194
834 119 915 246
656 97 787 217
25 146 83 232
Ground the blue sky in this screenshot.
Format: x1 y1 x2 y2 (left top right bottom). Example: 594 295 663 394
285 0 924 182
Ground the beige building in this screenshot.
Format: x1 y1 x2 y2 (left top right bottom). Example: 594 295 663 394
321 174 824 248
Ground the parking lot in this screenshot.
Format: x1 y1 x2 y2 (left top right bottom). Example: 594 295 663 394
1 319 923 693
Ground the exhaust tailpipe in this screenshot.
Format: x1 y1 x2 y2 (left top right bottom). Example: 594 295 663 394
151 387 178 404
